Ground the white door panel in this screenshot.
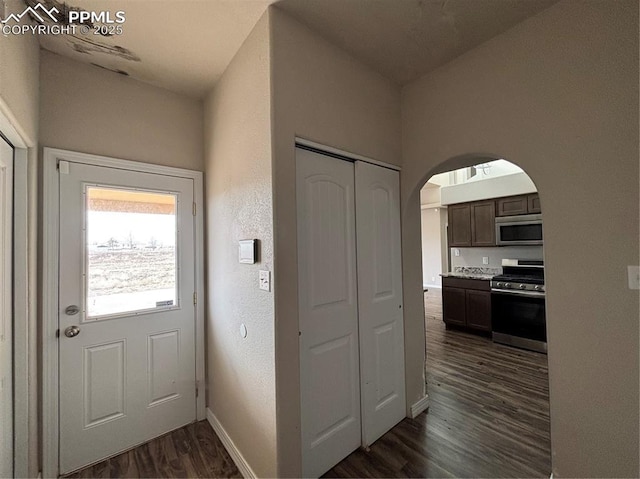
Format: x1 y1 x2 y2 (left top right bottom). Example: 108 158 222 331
83 340 126 428
355 161 406 447
58 162 196 474
297 148 361 478
0 137 13 479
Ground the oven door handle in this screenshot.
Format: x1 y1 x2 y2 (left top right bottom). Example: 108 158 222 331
491 288 546 298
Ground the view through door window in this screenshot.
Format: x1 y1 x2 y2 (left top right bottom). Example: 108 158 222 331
85 186 178 318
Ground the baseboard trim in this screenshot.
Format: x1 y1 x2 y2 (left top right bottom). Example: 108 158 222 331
410 395 430 418
206 408 256 479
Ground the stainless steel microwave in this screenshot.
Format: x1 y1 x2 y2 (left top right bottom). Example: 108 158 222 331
495 214 543 246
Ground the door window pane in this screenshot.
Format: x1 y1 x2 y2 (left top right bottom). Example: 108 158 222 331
85 187 178 318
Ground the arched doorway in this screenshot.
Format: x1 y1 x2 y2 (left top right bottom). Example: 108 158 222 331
415 156 552 476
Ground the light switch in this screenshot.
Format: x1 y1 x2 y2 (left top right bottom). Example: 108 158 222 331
482 257 489 265
259 270 271 291
628 265 640 290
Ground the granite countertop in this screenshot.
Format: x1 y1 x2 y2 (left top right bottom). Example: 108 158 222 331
440 266 501 281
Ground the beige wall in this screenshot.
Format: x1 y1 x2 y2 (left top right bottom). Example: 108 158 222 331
420 208 444 287
0 19 39 145
0 17 40 479
39 51 203 171
203 13 276 478
401 1 639 477
269 7 402 476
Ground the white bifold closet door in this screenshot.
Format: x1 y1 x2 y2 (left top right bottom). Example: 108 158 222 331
355 161 406 447
297 147 405 478
297 149 361 478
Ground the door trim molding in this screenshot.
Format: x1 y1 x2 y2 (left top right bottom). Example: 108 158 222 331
42 148 206 478
0 99 31 479
295 137 401 172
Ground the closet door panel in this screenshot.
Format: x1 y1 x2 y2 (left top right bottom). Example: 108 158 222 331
296 148 361 478
355 161 406 447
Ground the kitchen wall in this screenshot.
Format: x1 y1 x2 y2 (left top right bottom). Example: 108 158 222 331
269 7 402 476
39 51 203 171
401 0 639 476
203 12 276 478
0 13 39 477
421 207 447 287
450 246 544 270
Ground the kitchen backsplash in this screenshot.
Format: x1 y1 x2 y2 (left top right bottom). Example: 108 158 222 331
452 266 502 275
450 246 544 270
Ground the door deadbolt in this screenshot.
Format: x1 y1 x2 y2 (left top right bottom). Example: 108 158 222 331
64 326 81 338
65 305 80 316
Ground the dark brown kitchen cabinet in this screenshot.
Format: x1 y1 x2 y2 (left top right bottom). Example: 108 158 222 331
527 193 541 213
442 277 492 333
497 193 541 216
442 287 466 326
449 200 496 247
470 201 496 247
497 195 528 216
448 203 471 247
465 290 492 331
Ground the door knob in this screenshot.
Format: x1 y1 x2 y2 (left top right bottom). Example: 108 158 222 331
65 305 80 316
64 326 81 338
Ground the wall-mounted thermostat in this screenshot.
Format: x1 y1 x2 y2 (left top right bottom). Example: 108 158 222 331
239 239 257 264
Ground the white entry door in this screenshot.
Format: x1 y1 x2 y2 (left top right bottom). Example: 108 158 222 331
355 161 406 446
0 136 13 479
58 161 197 474
297 148 362 478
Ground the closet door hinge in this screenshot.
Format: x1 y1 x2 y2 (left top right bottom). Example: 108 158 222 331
192 202 196 216
193 292 197 305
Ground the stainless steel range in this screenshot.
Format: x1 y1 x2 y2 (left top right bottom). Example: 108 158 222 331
491 259 547 353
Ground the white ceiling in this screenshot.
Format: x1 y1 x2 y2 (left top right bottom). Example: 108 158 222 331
35 0 276 98
32 0 557 98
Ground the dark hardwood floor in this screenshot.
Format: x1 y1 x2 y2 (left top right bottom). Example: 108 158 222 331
67 289 551 479
64 421 241 479
323 289 551 478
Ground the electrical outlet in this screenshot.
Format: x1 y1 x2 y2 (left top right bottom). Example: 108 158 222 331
454 248 460 257
628 265 640 290
483 257 489 265
259 270 271 291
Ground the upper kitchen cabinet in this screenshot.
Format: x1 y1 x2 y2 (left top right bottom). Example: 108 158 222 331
527 193 541 213
449 200 496 247
497 193 541 216
470 201 495 247
497 195 528 216
448 193 540 247
448 203 472 247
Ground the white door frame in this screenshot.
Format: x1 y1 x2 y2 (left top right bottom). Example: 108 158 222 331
42 148 206 478
0 101 31 479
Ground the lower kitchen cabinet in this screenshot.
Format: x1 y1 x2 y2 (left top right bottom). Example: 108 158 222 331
465 289 491 331
442 287 466 326
442 277 492 333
